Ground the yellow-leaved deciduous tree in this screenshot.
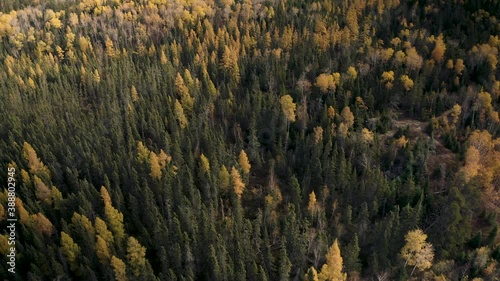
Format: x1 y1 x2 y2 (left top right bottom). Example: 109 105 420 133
401 75 414 91
318 239 347 281
339 106 355 138
22 142 50 178
238 150 251 175
474 90 500 124
137 141 150 164
361 128 374 144
111 256 128 281
231 166 245 198
394 135 409 148
174 99 188 129
341 106 355 128
101 186 125 242
280 95 296 122
127 236 147 277
382 70 395 89
455 59 465 75
52 186 63 210
328 106 335 119
307 191 318 216
221 45 240 83
400 229 434 275
199 153 210 174
149 151 162 179
431 34 446 63
33 213 54 237
105 36 117 58
315 73 340 93
131 85 139 102
158 149 171 169
219 165 230 193
464 146 481 182
313 126 324 144
463 130 500 191
34 175 52 203
346 66 357 80
96 235 111 265
95 217 114 243
313 20 330 51
71 212 95 238
61 231 81 272
450 104 462 129
93 69 101 84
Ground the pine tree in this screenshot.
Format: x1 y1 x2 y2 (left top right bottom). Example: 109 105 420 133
278 237 292 281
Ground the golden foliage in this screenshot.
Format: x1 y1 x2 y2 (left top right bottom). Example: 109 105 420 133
100 186 112 205
238 150 251 175
111 256 128 281
149 151 162 179
400 75 414 91
280 95 297 122
127 236 147 277
361 128 374 144
61 231 81 271
455 58 465 75
33 213 54 236
316 73 340 93
34 175 52 203
346 66 358 80
174 99 188 129
219 165 230 193
313 20 330 51
405 47 423 71
400 229 434 272
313 126 324 144
464 146 480 182
307 191 318 216
318 239 347 281
328 106 336 119
131 85 139 102
96 235 111 264
394 135 409 148
199 153 210 174
382 71 395 82
231 166 245 198
22 142 50 178
95 217 114 243
341 106 354 128
431 34 446 63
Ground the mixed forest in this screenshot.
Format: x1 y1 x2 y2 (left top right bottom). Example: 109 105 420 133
0 0 500 280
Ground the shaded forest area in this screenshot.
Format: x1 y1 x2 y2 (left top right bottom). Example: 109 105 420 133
0 0 499 280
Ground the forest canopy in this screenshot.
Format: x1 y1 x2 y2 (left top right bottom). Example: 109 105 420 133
0 0 499 280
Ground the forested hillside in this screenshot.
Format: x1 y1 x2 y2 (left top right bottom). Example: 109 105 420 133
0 0 499 280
